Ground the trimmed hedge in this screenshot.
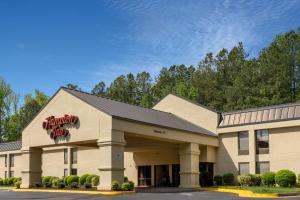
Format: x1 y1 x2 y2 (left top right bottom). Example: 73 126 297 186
91 176 99 186
79 174 90 186
66 175 79 186
275 169 296 187
238 174 252 186
223 173 234 185
112 181 119 191
262 171 276 186
213 175 223 185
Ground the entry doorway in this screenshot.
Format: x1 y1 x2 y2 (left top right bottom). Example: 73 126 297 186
138 166 151 186
172 164 180 187
199 162 214 186
154 165 170 187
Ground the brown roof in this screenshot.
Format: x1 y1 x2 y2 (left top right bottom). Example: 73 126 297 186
62 88 216 137
219 103 300 127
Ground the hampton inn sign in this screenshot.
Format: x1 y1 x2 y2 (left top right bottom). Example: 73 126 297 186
1 87 300 190
42 115 79 139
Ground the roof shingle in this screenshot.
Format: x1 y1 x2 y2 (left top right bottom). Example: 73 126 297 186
63 87 216 137
0 141 22 152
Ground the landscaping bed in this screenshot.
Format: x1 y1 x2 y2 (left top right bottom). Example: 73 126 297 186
210 186 300 194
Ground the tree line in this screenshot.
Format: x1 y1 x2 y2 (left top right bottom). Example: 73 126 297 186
1 27 300 142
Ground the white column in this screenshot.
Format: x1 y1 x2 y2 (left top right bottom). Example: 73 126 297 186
21 148 42 188
97 130 125 190
151 165 155 186
179 143 200 188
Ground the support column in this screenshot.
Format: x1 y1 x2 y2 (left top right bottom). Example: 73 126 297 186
249 129 256 174
179 143 200 188
97 130 125 190
151 165 155 186
21 148 42 188
169 164 172 185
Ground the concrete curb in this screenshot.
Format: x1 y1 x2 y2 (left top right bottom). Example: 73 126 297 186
197 187 279 198
11 188 136 195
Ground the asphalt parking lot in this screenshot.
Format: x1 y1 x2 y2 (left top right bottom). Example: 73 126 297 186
0 189 297 200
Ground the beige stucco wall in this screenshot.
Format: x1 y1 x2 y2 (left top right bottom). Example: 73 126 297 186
216 125 300 177
0 154 6 178
153 94 219 134
22 89 112 148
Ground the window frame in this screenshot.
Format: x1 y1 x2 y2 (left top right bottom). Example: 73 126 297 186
64 169 68 177
64 149 68 164
256 161 270 174
71 168 77 175
71 148 77 164
10 154 14 167
238 131 249 155
238 162 250 175
255 129 269 154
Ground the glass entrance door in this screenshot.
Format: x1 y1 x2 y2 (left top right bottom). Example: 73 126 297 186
155 165 170 187
172 164 180 187
199 162 214 186
138 166 151 186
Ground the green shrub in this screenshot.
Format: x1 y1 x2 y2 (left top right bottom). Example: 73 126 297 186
91 176 99 187
0 178 3 185
56 179 65 188
111 181 119 191
128 181 135 191
84 182 92 189
223 173 234 185
42 176 52 187
70 182 78 188
7 177 15 185
3 178 8 185
63 176 69 186
86 174 97 184
262 171 276 186
275 170 296 187
79 174 90 186
213 175 223 185
66 175 79 186
121 182 131 191
250 174 261 186
14 181 21 189
238 174 252 186
51 177 60 187
124 176 128 182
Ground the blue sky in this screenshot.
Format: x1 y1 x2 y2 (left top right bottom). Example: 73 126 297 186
1 0 300 100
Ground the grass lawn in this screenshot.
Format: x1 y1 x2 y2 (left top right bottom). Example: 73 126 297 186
212 186 300 194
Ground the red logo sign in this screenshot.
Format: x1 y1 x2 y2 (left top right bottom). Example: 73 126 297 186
42 115 79 139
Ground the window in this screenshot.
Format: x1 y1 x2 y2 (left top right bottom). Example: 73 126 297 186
64 169 68 177
71 148 77 164
5 155 7 167
10 154 14 167
71 168 77 175
9 171 14 177
64 149 68 164
256 129 269 154
239 162 250 175
256 162 270 174
4 171 7 178
238 131 249 155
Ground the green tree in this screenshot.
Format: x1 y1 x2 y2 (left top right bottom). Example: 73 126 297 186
0 78 17 142
91 81 107 96
66 83 82 91
18 90 49 132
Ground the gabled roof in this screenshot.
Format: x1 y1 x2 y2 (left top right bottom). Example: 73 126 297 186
0 141 22 152
62 87 216 137
219 102 300 127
